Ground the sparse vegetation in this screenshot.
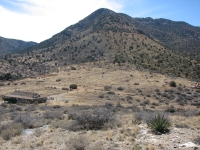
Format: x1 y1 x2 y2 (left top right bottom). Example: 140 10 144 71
70 84 78 89
0 122 23 140
65 135 89 150
0 8 200 150
67 108 115 131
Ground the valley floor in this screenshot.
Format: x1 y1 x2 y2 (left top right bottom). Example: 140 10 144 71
0 62 199 149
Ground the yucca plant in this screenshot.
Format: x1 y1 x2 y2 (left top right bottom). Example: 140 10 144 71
147 114 171 134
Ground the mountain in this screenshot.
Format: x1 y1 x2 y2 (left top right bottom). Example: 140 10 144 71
0 36 37 54
0 8 200 79
132 17 200 61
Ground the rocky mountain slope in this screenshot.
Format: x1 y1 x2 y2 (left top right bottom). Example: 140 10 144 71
0 36 37 54
0 8 200 80
132 17 200 61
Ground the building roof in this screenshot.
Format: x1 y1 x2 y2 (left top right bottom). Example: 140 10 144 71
4 91 42 100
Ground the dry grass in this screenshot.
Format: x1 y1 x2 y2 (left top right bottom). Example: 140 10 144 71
0 62 199 149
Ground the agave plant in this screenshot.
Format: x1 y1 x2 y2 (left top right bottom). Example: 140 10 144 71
147 114 171 134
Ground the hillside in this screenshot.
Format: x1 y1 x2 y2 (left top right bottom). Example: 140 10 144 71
0 8 200 79
132 17 200 61
0 36 37 54
0 8 200 150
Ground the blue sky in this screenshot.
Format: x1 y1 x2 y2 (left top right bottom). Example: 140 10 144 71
0 0 199 43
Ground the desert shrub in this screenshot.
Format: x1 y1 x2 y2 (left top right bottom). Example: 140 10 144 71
68 111 78 120
169 81 176 87
177 87 183 91
191 102 200 107
0 73 14 81
53 105 61 109
67 108 114 131
116 102 122 108
117 86 124 91
104 85 111 91
156 92 161 95
70 84 77 89
165 108 176 113
86 141 104 150
194 137 200 145
51 119 69 129
104 102 113 109
39 105 53 111
151 102 158 106
98 94 104 98
178 101 186 106
56 78 61 82
133 144 142 150
134 111 153 123
71 66 76 70
175 124 189 129
196 90 200 93
162 93 168 97
24 104 36 112
126 95 133 100
140 102 146 106
137 88 142 93
127 105 140 112
0 122 23 140
1 103 8 108
20 82 26 85
168 94 176 100
43 111 63 120
107 91 115 95
144 99 150 104
14 114 38 128
65 135 88 150
147 114 171 134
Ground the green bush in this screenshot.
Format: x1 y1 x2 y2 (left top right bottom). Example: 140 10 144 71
69 84 77 89
169 81 176 87
147 114 171 134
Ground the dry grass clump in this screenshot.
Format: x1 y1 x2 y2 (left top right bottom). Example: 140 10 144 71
14 113 40 128
0 122 23 140
65 135 89 150
104 85 111 91
43 111 64 120
67 107 115 131
117 86 124 91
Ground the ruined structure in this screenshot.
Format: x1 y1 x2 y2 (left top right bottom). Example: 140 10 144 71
3 91 47 104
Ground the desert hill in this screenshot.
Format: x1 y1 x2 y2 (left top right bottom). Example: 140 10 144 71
0 36 37 54
0 62 200 149
0 8 200 150
0 8 200 80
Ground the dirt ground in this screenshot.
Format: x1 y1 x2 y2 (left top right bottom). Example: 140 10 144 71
0 62 199 150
